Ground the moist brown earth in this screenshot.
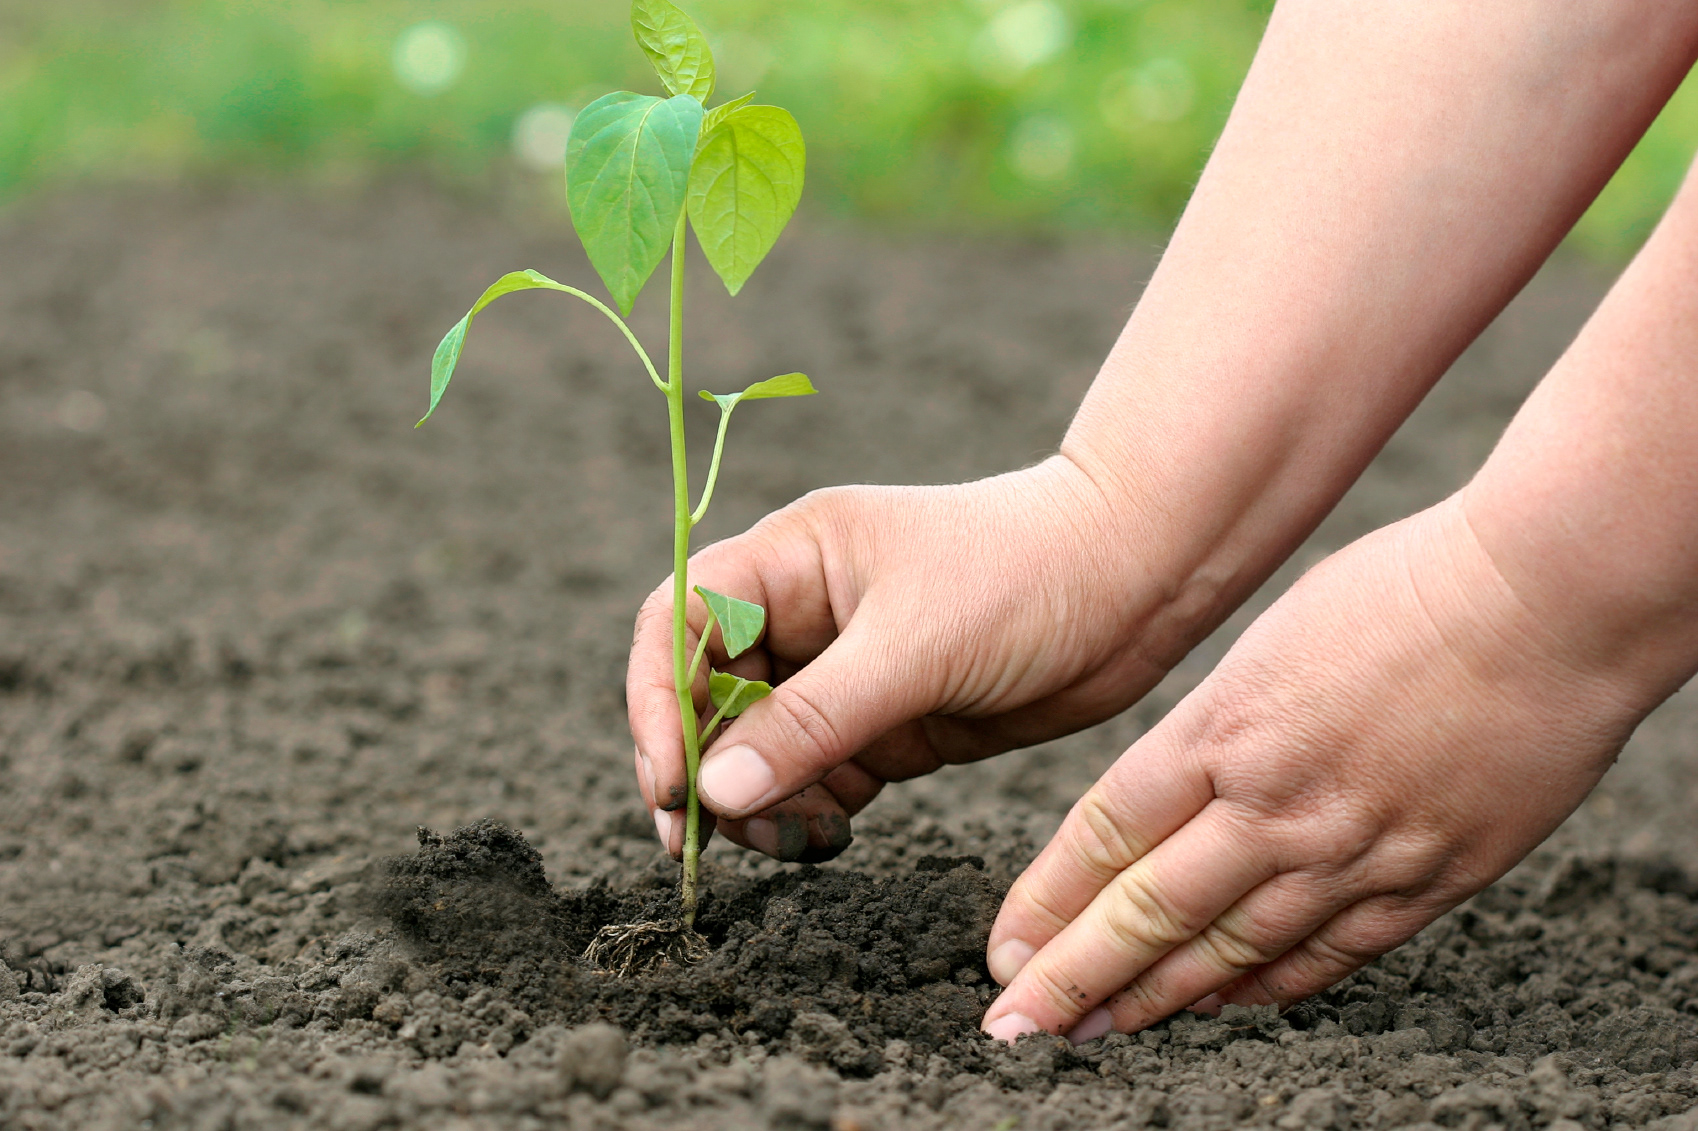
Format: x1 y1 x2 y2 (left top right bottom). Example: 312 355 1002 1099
0 182 1695 1130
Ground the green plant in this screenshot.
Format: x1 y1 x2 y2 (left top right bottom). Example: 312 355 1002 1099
417 0 811 939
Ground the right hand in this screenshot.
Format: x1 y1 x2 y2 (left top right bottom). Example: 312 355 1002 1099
628 454 1215 862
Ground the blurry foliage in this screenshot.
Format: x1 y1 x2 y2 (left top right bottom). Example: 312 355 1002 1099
0 0 1692 257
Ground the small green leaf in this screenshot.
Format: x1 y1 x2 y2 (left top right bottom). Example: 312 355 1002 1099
736 372 816 401
701 91 755 135
631 0 715 102
567 91 704 315
694 586 765 659
709 671 773 718
688 104 806 296
420 270 562 426
698 372 817 411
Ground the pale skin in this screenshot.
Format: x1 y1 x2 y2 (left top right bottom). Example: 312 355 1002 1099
628 0 1698 1040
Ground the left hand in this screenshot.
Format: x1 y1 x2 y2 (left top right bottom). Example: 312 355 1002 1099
980 497 1652 1042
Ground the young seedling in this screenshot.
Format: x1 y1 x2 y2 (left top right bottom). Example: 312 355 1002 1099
417 0 811 967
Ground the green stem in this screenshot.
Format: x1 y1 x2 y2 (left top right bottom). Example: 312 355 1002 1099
690 404 735 525
686 609 718 689
533 279 668 393
666 211 705 927
700 703 732 745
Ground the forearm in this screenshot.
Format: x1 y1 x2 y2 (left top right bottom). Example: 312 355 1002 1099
1466 160 1698 708
1064 0 1698 662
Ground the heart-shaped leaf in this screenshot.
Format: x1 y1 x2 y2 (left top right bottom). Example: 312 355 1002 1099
694 586 766 659
631 0 715 103
709 671 772 719
567 91 704 315
687 104 806 296
699 372 816 412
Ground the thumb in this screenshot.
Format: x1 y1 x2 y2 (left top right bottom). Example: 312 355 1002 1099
695 619 936 819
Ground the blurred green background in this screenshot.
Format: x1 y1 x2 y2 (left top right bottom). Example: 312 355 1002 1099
3 0 1695 258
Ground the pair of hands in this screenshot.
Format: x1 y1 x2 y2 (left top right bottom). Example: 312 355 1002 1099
627 456 1640 1040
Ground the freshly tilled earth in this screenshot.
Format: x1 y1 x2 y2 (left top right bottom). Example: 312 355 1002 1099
0 183 1695 1130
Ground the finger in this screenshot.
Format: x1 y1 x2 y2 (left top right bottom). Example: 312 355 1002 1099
981 805 1273 1042
696 618 938 818
630 590 783 813
628 517 839 815
711 784 855 862
1077 873 1347 1039
1206 893 1458 1011
853 652 1167 781
636 733 722 860
823 760 884 815
628 585 705 813
985 732 1215 986
653 805 718 862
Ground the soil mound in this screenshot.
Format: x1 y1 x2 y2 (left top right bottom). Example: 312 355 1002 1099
372 819 1002 1071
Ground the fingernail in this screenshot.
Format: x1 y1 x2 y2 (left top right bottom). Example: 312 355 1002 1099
984 1012 1041 1044
988 940 1036 986
1189 994 1225 1017
1067 1006 1113 1045
639 749 658 802
744 817 780 857
698 745 776 812
817 813 853 851
653 809 679 855
776 813 808 862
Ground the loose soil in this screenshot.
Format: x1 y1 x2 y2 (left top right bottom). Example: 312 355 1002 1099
0 183 1694 1130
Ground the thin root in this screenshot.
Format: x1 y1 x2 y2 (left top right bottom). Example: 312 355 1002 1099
582 919 709 977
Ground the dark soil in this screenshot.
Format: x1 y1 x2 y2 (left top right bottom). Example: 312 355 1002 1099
0 182 1694 1130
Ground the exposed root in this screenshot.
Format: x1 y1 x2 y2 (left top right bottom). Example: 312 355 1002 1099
583 919 709 977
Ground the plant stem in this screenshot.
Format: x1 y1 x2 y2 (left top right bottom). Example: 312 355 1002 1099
686 610 717 689
665 211 705 927
689 404 735 525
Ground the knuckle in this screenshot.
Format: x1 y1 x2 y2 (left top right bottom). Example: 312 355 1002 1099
1194 913 1279 973
1275 936 1372 996
1106 975 1169 1027
1100 871 1193 954
1218 793 1385 878
1023 962 1097 1021
1071 791 1149 879
1295 800 1386 871
1007 875 1078 938
763 682 846 768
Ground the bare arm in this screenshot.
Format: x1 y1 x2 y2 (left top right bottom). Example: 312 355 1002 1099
1063 0 1698 673
984 2 1698 1040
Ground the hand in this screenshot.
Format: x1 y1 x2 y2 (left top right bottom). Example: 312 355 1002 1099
981 498 1654 1042
627 455 1212 861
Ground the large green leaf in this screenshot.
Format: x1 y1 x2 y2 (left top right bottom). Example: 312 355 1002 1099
694 585 765 659
567 91 704 315
709 671 772 719
687 105 806 296
631 0 715 102
699 372 816 412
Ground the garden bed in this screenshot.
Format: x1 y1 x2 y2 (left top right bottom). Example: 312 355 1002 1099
0 183 1694 1129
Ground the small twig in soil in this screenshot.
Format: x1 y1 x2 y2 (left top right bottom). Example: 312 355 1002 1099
583 919 710 978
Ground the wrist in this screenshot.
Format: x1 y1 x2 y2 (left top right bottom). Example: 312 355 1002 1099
1056 367 1367 673
1460 480 1698 714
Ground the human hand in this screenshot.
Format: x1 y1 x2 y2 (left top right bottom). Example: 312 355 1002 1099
628 455 1211 862
980 498 1655 1042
